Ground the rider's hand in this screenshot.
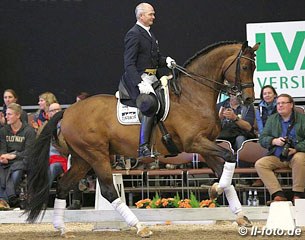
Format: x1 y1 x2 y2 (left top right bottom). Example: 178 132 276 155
138 81 154 94
166 57 176 69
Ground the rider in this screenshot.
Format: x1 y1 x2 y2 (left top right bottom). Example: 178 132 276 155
119 2 176 158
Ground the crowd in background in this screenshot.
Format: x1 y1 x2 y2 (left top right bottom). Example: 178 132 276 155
0 89 92 210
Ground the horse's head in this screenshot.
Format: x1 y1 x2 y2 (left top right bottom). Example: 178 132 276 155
222 41 260 105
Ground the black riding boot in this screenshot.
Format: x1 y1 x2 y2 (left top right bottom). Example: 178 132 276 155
138 116 154 158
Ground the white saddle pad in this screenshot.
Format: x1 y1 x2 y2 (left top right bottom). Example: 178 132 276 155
117 103 140 125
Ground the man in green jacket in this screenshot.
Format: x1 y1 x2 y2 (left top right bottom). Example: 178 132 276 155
255 93 305 204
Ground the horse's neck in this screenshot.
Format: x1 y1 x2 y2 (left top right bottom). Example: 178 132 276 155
176 48 235 105
171 77 217 110
178 65 223 104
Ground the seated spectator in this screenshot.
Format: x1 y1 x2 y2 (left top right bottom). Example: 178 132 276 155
47 103 68 187
0 103 36 209
217 94 256 151
256 85 278 136
255 94 305 204
31 91 58 131
217 94 256 186
0 89 28 127
253 85 277 187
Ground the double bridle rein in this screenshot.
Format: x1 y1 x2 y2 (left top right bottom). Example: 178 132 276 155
171 47 256 98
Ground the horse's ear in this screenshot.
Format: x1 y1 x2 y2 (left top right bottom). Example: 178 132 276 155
241 41 248 51
252 42 260 52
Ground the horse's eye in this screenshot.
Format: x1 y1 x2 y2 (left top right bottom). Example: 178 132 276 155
242 65 248 70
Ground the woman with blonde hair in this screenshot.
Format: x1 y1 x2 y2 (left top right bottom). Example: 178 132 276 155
31 92 58 130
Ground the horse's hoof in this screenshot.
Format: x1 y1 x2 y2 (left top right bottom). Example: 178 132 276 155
236 216 252 227
208 182 223 200
61 231 75 238
137 227 153 238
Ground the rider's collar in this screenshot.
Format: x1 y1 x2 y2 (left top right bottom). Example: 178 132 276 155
136 21 151 36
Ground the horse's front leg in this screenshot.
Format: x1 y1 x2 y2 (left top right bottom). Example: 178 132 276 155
207 160 252 227
190 137 236 196
190 138 252 227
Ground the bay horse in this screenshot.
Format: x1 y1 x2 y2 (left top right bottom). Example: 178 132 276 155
25 41 259 238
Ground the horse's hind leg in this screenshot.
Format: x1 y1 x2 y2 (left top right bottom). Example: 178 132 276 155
93 154 152 238
53 155 91 236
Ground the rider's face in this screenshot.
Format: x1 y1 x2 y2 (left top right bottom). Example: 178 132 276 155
139 6 155 27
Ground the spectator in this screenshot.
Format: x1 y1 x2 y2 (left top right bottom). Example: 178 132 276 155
217 94 256 186
0 89 28 127
252 85 277 187
256 85 278 136
0 103 36 209
31 91 58 131
217 94 256 151
47 103 68 187
255 94 305 204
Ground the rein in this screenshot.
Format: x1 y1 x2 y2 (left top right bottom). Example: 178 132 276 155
173 64 223 93
171 47 255 97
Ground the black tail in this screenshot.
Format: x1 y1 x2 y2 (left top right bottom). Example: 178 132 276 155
25 110 65 223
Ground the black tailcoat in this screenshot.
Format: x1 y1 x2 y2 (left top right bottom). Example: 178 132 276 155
120 24 166 107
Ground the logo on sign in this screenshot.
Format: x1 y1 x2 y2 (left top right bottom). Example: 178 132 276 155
247 21 305 98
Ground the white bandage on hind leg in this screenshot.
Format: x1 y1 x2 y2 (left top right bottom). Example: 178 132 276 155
111 198 139 227
224 185 242 215
53 198 67 234
219 162 236 189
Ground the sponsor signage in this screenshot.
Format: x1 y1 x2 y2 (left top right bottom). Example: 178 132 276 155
247 21 305 99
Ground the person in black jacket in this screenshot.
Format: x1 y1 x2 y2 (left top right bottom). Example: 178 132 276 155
0 103 36 209
119 2 176 158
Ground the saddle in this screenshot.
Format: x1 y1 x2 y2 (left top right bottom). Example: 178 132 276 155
117 76 180 157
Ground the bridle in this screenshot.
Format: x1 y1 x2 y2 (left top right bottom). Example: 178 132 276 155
171 46 256 99
222 49 256 97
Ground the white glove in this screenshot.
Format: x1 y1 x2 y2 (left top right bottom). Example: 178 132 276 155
138 81 154 94
166 56 176 69
160 76 168 87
